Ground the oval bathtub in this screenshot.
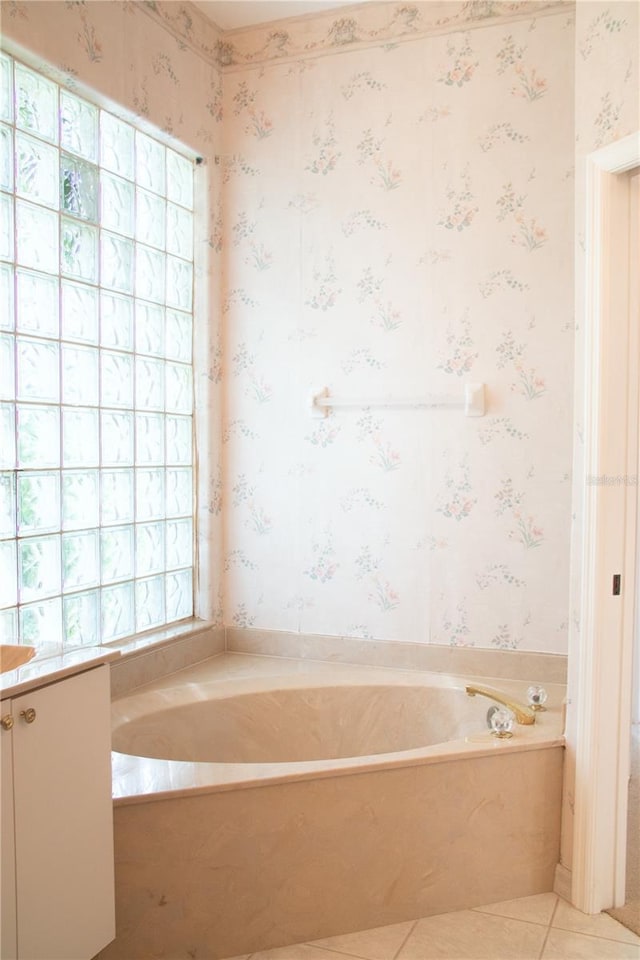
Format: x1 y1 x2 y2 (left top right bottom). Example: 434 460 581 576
112 682 511 764
103 654 566 960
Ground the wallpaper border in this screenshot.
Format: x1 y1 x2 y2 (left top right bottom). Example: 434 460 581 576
141 0 573 71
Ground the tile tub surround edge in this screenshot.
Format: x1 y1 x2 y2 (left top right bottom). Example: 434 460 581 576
109 624 225 698
226 628 568 685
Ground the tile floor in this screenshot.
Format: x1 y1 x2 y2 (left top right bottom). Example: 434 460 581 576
224 893 640 960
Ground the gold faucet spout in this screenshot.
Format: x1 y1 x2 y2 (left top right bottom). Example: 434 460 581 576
465 684 536 725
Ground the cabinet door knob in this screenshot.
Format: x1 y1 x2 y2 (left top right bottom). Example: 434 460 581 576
1 714 14 730
20 707 36 724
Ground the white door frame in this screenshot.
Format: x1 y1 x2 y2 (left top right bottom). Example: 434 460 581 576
572 131 640 914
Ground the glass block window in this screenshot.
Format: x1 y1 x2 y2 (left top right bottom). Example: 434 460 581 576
0 53 195 651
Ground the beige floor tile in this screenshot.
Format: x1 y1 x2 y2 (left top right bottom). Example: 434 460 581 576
473 892 558 927
309 920 416 960
553 899 640 945
396 909 547 959
251 944 358 960
542 928 640 959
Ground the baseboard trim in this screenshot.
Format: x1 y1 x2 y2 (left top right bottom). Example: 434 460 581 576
554 862 572 903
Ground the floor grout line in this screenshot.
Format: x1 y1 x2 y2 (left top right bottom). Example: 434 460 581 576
392 918 419 960
305 940 384 960
537 896 560 959
550 925 640 945
471 909 556 929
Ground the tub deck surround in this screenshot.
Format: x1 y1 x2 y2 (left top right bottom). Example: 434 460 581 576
226 628 569 685
101 654 564 960
108 622 225 698
110 653 564 803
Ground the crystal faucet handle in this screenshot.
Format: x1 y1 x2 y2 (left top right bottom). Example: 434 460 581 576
489 707 514 739
526 685 548 711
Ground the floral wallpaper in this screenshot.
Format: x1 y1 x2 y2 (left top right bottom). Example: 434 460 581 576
3 0 637 662
1 0 226 625
222 4 576 654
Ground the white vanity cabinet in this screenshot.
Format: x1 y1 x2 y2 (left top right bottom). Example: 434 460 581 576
1 664 115 960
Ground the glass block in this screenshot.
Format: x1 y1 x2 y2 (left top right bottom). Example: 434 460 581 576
62 470 98 530
0 334 14 401
101 350 133 408
100 469 133 525
17 404 59 468
61 153 98 222
0 541 17 608
136 413 164 465
63 590 99 645
166 467 192 517
20 597 63 649
135 245 165 304
0 403 16 469
136 132 165 195
16 132 58 209
62 407 99 466
101 172 134 237
135 301 164 356
135 468 164 521
101 231 133 293
0 608 18 644
135 356 164 411
61 217 98 282
166 255 192 311
60 91 98 162
16 200 59 274
166 415 192 465
18 534 61 602
100 525 133 584
0 194 13 262
0 472 16 538
100 112 134 181
166 203 193 260
165 309 192 363
165 362 192 414
0 53 12 122
166 569 192 622
61 280 98 343
62 344 99 405
0 123 13 191
0 264 13 332
135 521 164 576
17 471 60 536
136 188 165 249
17 336 59 402
62 530 99 591
101 293 133 350
15 63 57 143
17 269 59 337
101 581 134 642
101 411 134 466
166 150 193 209
166 518 192 570
135 575 165 632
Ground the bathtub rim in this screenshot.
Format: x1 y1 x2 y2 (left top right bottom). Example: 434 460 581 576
111 653 566 806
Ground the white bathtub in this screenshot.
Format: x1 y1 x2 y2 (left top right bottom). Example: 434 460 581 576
101 654 565 960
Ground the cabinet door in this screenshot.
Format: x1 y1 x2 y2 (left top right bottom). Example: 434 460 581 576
1 697 17 960
12 665 115 960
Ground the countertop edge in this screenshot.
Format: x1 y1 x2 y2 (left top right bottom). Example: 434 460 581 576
1 647 122 699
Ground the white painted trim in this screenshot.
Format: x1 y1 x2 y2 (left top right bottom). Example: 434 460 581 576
572 131 640 914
